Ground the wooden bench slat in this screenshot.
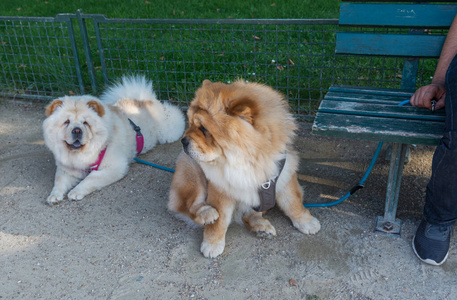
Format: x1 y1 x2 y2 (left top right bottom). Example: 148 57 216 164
324 95 406 105
329 85 414 97
318 100 446 122
339 3 457 27
312 113 444 145
336 32 446 57
325 86 414 104
325 92 410 105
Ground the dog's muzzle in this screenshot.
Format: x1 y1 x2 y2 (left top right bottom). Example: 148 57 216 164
66 127 84 150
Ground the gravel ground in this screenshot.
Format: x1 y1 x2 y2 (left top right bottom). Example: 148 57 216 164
1 99 456 300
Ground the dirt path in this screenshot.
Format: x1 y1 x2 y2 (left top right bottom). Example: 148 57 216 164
1 100 455 300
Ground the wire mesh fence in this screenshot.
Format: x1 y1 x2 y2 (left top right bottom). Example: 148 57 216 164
0 11 440 120
91 18 344 120
0 14 84 101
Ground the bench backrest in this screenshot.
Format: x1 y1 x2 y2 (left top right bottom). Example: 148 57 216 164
337 1 457 90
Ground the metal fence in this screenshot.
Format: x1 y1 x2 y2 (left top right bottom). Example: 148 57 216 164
0 14 84 100
0 10 438 120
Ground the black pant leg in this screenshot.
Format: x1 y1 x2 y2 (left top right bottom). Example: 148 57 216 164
424 54 457 225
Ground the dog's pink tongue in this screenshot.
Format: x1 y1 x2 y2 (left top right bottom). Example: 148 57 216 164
73 140 81 147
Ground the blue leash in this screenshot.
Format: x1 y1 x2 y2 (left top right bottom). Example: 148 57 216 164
137 141 381 207
304 99 410 208
133 100 410 207
134 157 175 173
304 141 383 207
398 99 411 106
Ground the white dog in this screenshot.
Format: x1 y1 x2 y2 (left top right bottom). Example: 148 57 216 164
43 75 185 205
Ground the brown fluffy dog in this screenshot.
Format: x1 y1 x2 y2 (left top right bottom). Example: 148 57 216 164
168 80 320 258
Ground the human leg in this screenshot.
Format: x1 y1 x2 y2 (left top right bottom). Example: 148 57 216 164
413 54 457 265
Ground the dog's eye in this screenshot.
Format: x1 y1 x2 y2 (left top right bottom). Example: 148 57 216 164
199 126 208 135
83 121 89 126
64 120 70 125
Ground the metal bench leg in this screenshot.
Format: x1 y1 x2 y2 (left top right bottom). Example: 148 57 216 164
374 143 408 235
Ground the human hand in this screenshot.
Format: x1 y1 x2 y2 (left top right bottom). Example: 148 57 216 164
410 83 446 111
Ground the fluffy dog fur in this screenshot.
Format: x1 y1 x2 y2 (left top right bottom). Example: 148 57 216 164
168 80 320 258
43 75 185 205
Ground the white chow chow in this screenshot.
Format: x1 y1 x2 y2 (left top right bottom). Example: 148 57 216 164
43 75 185 205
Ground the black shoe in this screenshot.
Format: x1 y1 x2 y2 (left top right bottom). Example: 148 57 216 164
412 219 453 266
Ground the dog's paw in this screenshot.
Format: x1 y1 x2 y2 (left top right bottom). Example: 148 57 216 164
194 205 219 226
46 193 64 205
200 239 225 258
294 216 321 235
253 223 277 239
67 188 87 201
242 212 276 238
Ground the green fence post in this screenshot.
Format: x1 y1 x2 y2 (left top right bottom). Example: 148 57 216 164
91 15 109 87
55 13 85 95
76 9 97 94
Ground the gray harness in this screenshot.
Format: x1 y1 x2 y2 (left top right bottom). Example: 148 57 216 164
253 157 286 212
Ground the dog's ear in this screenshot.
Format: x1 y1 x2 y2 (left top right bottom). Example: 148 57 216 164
202 79 212 86
45 100 63 116
87 100 105 117
227 97 259 125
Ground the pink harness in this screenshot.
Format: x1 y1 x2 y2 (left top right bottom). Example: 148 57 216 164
87 147 107 172
87 119 144 173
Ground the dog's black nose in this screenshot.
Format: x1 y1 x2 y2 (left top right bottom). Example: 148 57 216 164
181 137 189 147
72 127 82 138
72 127 81 134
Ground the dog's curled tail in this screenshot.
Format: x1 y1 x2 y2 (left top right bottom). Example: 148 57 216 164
101 74 185 144
100 75 158 104
157 101 185 144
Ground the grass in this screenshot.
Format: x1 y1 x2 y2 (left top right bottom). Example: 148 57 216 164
0 1 438 118
0 0 340 19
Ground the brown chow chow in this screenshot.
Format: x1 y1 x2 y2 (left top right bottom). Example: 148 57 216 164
168 80 320 258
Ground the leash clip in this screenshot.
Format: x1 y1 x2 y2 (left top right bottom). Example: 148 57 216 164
128 118 143 136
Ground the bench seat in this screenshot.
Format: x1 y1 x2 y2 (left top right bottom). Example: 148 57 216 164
313 85 445 146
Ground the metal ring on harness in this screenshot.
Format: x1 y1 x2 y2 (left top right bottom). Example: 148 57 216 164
261 180 271 189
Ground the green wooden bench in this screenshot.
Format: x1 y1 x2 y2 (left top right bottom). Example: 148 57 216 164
312 1 457 235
